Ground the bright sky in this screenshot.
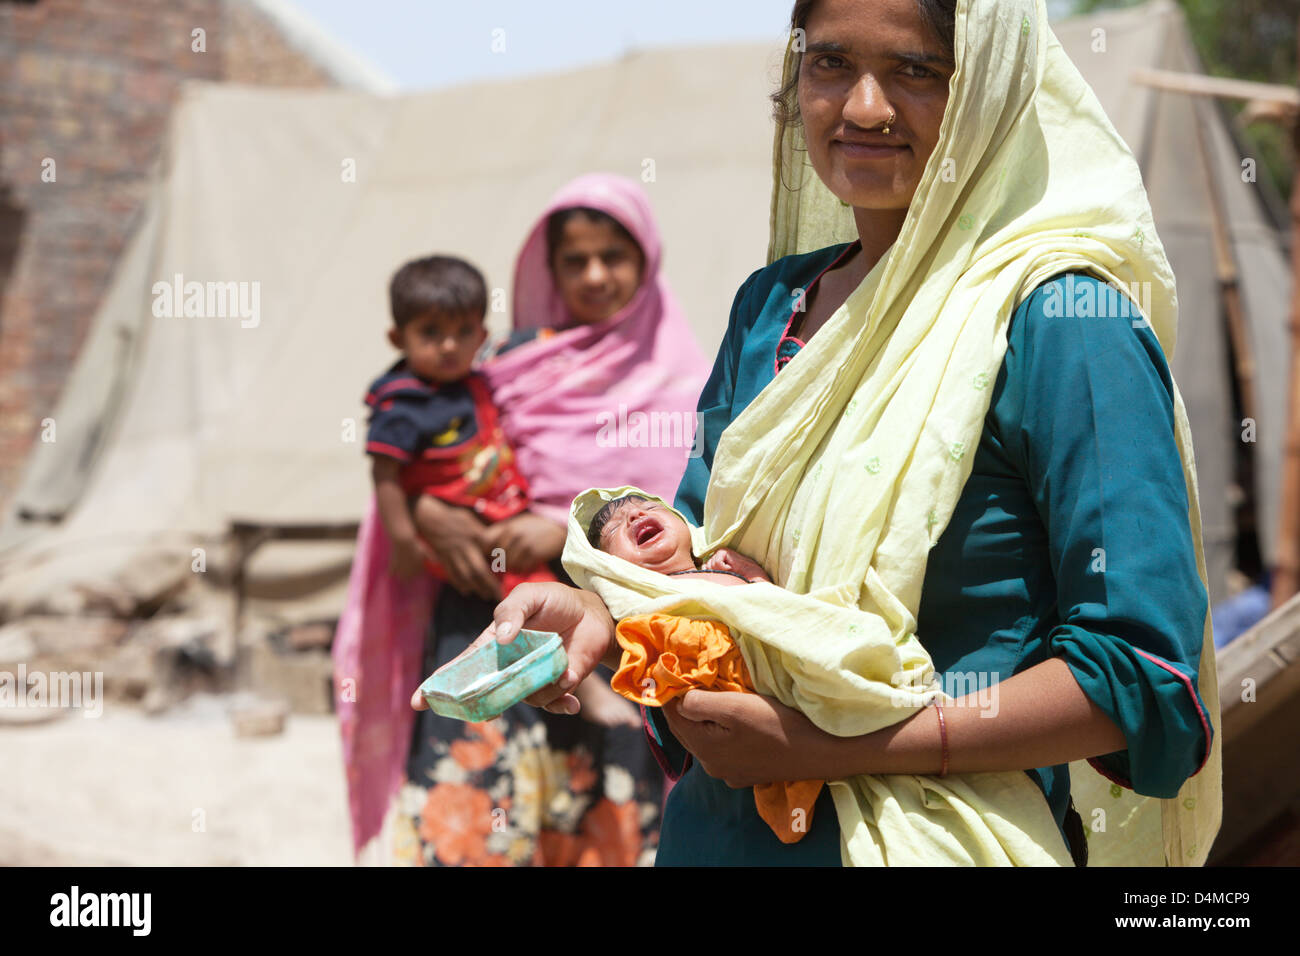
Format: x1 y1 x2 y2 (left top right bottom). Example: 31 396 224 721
288 0 1081 91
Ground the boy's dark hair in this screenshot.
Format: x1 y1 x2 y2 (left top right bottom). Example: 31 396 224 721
546 207 642 272
389 255 488 328
586 494 652 549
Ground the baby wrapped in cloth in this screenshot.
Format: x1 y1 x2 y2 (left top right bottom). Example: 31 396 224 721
587 491 823 845
564 485 1074 866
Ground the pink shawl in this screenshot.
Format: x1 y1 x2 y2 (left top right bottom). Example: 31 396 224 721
333 173 710 858
332 502 434 858
482 173 712 523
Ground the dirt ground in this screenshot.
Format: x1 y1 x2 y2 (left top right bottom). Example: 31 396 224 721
0 693 355 866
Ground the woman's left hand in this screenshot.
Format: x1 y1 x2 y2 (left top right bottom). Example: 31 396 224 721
482 511 567 573
661 689 828 787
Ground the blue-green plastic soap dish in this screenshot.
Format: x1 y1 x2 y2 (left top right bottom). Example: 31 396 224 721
419 629 568 722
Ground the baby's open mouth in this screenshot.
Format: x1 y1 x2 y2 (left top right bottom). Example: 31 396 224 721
632 517 662 546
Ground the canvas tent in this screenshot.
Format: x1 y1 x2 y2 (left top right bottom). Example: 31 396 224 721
0 42 785 625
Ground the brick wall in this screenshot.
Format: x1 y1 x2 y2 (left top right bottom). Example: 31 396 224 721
0 0 337 514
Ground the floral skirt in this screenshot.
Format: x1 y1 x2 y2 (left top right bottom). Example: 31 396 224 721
393 581 663 867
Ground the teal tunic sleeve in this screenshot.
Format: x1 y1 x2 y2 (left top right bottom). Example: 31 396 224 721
996 276 1213 795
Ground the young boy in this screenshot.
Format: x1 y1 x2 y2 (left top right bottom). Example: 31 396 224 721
364 254 551 591
367 256 637 728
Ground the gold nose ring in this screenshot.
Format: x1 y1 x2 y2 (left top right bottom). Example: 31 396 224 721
882 109 896 135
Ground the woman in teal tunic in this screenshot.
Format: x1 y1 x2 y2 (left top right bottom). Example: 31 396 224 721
641 243 1211 865
443 0 1218 866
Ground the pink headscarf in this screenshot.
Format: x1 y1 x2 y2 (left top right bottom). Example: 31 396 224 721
333 173 710 859
482 173 712 524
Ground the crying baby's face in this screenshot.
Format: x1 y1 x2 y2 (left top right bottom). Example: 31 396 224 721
596 499 695 574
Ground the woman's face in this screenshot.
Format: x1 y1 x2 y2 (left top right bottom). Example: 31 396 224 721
798 0 955 213
550 214 645 325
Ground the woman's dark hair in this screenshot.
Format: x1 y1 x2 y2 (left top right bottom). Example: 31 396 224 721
586 494 652 549
771 0 958 143
545 207 643 272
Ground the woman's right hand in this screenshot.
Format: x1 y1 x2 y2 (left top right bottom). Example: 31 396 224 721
411 582 617 716
412 493 502 601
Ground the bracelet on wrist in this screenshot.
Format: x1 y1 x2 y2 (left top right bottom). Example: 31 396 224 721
932 701 950 778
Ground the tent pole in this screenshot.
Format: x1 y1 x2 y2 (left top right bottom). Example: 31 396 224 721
1189 85 1259 427
1271 20 1300 608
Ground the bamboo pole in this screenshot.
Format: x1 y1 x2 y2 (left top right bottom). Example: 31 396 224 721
1269 21 1300 607
1189 86 1259 430
1131 67 1299 108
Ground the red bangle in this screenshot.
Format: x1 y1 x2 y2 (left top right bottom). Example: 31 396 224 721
934 703 949 778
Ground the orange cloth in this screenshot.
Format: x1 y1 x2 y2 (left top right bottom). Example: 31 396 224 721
612 612 824 844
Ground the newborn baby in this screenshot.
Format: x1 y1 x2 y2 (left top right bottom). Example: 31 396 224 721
587 493 822 845
587 493 770 585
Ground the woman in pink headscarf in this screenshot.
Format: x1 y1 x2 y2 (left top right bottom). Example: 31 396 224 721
333 173 710 866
